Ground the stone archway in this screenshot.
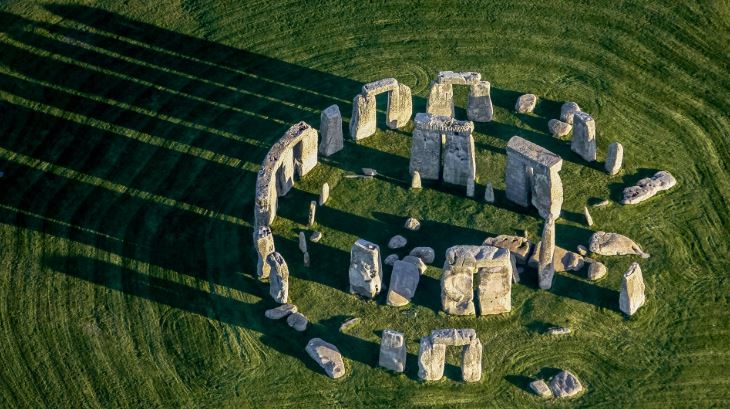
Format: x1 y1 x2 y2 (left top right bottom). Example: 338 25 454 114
426 71 493 122
418 328 483 382
349 78 412 141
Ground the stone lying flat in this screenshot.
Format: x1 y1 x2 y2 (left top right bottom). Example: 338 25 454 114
621 171 677 204
437 71 481 85
530 379 553 398
404 217 421 231
548 119 572 137
593 199 611 207
339 317 360 332
589 231 649 258
430 328 477 346
306 338 346 379
264 304 297 319
409 247 435 264
384 254 399 266
387 260 421 306
402 255 427 274
560 102 581 124
483 235 534 264
545 327 571 335
619 262 646 316
605 142 623 175
583 206 594 226
577 245 588 256
515 94 537 113
388 235 408 249
587 261 607 280
549 370 583 398
528 242 585 272
287 312 308 331
362 78 398 96
379 329 406 372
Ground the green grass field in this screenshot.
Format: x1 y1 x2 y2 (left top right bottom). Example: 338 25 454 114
0 1 728 407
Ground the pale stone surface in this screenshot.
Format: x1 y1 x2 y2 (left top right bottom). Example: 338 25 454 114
546 327 571 335
319 104 343 156
411 171 422 189
387 83 413 129
571 112 597 162
339 317 360 332
319 183 329 205
402 255 427 274
287 312 308 331
267 252 289 303
482 235 534 264
549 370 583 398
505 136 563 220
461 338 483 382
621 171 677 205
410 113 474 183
308 200 317 226
348 239 383 298
466 179 475 198
548 119 572 137
605 142 623 175
426 81 454 117
384 254 399 266
436 71 481 85
560 102 581 124
254 226 274 279
477 264 512 315
409 114 442 179
265 303 297 319
584 206 594 226
528 242 585 272
387 260 421 306
379 330 407 372
587 260 607 280
467 80 493 122
310 231 322 243
442 124 476 190
306 338 346 379
577 245 588 256
538 215 556 290
593 199 611 207
589 231 649 258
298 231 308 254
418 336 446 381
409 247 435 264
619 262 646 316
404 217 421 231
388 235 408 249
362 78 398 96
515 94 537 113
349 93 376 141
431 328 477 346
530 379 553 398
484 182 495 203
362 168 378 176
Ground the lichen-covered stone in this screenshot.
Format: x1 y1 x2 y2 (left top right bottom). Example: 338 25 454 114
267 252 289 303
505 136 563 220
409 247 435 264
548 119 572 137
461 338 482 382
515 94 537 113
430 328 477 346
530 379 553 398
477 264 512 315
560 101 581 124
306 338 346 379
404 217 421 231
264 303 297 319
319 105 343 156
619 262 646 316
549 370 583 398
388 235 408 249
379 330 407 372
571 112 596 162
387 260 421 306
287 312 308 331
349 93 376 141
589 231 650 258
621 171 677 205
482 235 533 264
348 239 383 298
467 80 493 122
587 260 607 280
605 142 623 175
426 81 454 117
528 242 585 272
418 336 446 381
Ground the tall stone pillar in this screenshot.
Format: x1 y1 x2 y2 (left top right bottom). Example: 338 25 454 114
538 215 556 290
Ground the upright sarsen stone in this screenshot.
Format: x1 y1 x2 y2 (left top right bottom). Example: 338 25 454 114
409 113 442 180
349 93 376 141
571 112 596 162
538 215 556 290
461 338 483 382
267 252 289 303
505 136 563 219
254 226 275 279
467 80 493 122
417 336 446 381
605 142 623 175
387 83 412 129
442 129 476 188
348 239 383 298
319 104 343 156
477 264 512 315
379 329 407 373
426 81 454 117
619 262 646 316
387 260 421 306
560 101 581 124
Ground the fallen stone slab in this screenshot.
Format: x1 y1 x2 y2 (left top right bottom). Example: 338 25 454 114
621 171 677 205
402 255 427 274
587 261 607 280
409 247 435 264
589 231 649 258
549 370 583 398
548 119 572 137
387 260 421 306
583 206 594 226
530 379 553 398
264 304 297 320
545 327 571 335
287 312 308 331
379 329 407 372
362 167 378 176
306 338 346 379
483 235 534 265
528 242 585 272
515 94 537 113
339 317 360 332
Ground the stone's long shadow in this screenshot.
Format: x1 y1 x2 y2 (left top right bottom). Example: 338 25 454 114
555 223 594 253
43 255 382 372
504 374 535 394
608 167 662 203
551 273 620 311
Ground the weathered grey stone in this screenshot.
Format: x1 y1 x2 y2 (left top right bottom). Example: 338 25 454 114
362 78 398 97
505 136 563 220
339 317 360 332
362 168 377 176
404 217 421 231
431 328 477 346
298 231 308 254
528 242 585 272
584 206 594 226
442 122 476 190
418 336 446 381
306 338 346 379
388 235 407 249
571 112 596 162
548 119 572 137
546 327 571 335
409 247 435 264
621 171 677 205
310 231 322 243
409 113 443 178
560 102 581 124
467 80 493 122
349 93 376 141
319 105 343 156
437 71 481 85
482 235 534 264
402 255 427 274
477 264 512 315
577 244 588 256
379 330 407 372
538 215 556 290
549 370 583 398
515 94 537 113
426 81 454 117
461 338 482 382
530 379 553 398
411 171 422 189
319 183 329 206
619 262 645 316
484 182 495 203
348 239 383 298
308 200 317 226
384 254 399 266
589 231 649 258
267 252 289 303
287 311 308 331
264 303 297 319
605 142 623 175
254 226 275 279
387 83 413 129
387 260 421 306
410 113 475 183
587 260 607 280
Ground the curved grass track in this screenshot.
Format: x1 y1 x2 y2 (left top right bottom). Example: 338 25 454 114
0 1 728 407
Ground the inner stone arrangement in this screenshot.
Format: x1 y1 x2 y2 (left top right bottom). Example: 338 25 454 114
350 78 412 141
426 71 493 122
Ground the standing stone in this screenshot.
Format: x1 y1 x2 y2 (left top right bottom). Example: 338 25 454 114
404 217 421 231
505 136 563 219
484 182 495 203
349 93 376 141
528 242 585 272
319 104 343 156
589 231 649 258
549 370 583 398
467 80 493 122
387 83 413 129
287 312 308 331
466 178 475 198
621 171 677 205
605 142 623 175
411 171 422 189
426 81 454 117
417 336 446 381
319 183 330 205
530 379 553 398
477 264 512 315
619 262 646 316
267 252 289 303
515 94 537 113
548 119 572 137
560 102 581 124
308 201 317 226
305 338 346 379
538 215 556 290
254 226 275 279
409 247 435 264
583 206 594 226
587 260 607 280
571 112 597 162
441 258 476 315
442 126 477 190
348 239 383 298
461 338 483 382
298 231 308 254
409 113 443 180
387 260 421 306
379 329 407 372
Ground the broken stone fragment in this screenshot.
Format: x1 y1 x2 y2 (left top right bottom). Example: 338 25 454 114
339 317 360 332
560 101 581 124
528 242 585 272
287 312 308 331
593 199 611 207
411 171 422 189
548 119 572 137
549 370 583 398
348 239 383 298
409 247 435 264
583 206 594 226
305 338 346 379
267 252 289 303
402 255 427 274
587 261 607 280
515 94 537 113
308 200 317 226
379 329 407 372
384 254 399 266
388 235 408 249
264 303 297 319
589 231 649 258
319 183 329 205
619 262 646 316
621 171 677 205
404 217 421 231
386 260 421 306
605 142 623 175
482 235 533 265
319 104 343 157
310 231 322 243
530 379 553 398
545 327 571 335
362 168 377 176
